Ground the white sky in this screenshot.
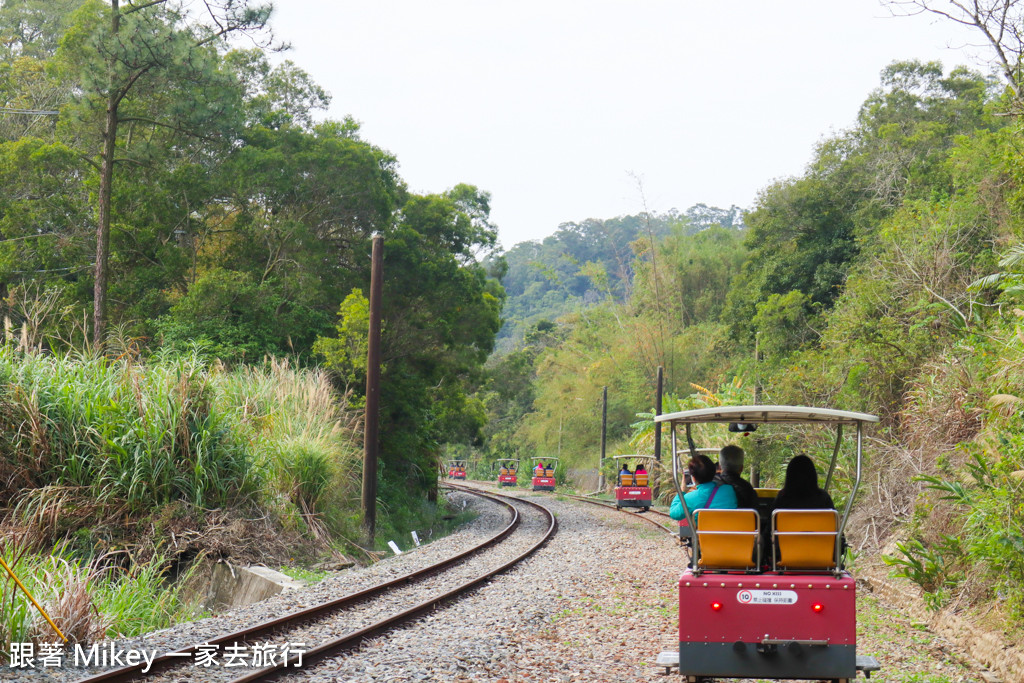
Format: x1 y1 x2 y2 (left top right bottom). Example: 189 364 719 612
267 0 986 249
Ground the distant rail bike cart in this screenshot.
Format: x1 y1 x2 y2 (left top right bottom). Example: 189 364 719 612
529 457 557 491
496 458 519 487
655 405 881 683
612 454 655 511
446 459 467 480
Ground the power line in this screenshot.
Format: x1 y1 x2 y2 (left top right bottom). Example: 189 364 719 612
0 107 59 116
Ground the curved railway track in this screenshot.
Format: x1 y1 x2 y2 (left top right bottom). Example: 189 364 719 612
70 486 556 683
557 492 677 538
460 479 677 539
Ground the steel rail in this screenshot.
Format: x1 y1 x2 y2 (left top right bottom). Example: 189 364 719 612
70 486 550 683
457 480 675 538
226 484 556 682
558 492 677 537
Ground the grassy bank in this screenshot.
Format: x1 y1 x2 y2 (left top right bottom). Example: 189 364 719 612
0 348 366 644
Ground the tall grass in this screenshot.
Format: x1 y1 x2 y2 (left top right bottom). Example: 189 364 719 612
0 350 361 534
0 351 365 647
0 348 259 512
214 359 362 526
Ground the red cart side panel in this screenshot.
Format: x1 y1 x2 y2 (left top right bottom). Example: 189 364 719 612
679 570 855 645
614 486 652 505
532 476 555 490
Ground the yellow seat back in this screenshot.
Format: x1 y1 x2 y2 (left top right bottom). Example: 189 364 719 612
772 509 839 570
619 472 633 486
695 509 759 571
634 471 648 486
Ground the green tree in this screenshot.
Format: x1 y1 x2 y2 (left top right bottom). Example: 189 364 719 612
313 289 370 388
316 185 504 504
0 0 82 60
55 0 272 344
725 61 998 348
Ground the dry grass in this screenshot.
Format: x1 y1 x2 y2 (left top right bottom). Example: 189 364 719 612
34 558 109 644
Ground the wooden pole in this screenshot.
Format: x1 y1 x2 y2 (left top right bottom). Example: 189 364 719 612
599 386 607 490
653 365 663 499
362 235 383 545
752 333 761 487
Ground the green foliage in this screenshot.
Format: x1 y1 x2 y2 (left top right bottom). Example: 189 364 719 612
883 538 962 610
313 289 370 388
92 553 206 637
0 349 362 550
310 186 503 508
157 268 329 362
275 437 332 514
751 291 816 361
724 60 1001 349
969 243 1024 297
495 210 723 350
0 347 256 511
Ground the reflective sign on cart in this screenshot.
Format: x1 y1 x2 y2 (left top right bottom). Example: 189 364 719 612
736 589 798 605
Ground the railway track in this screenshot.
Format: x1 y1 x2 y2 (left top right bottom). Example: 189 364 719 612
557 492 677 538
69 486 556 683
459 479 677 539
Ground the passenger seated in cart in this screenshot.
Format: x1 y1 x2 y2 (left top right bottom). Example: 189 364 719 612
772 454 835 510
715 445 757 509
535 461 545 475
669 454 737 520
618 462 632 486
634 462 648 486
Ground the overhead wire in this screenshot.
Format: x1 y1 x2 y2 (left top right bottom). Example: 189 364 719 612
0 107 59 115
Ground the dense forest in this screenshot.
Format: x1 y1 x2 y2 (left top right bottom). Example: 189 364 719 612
492 204 744 350
2 0 1024 646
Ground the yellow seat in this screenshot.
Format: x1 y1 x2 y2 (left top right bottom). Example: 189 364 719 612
634 471 649 486
772 509 839 571
545 468 554 477
694 509 760 571
619 472 634 486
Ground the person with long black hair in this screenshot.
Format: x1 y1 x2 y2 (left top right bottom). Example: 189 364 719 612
772 454 835 510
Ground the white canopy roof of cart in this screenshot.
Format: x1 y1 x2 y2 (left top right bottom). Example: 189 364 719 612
655 405 879 426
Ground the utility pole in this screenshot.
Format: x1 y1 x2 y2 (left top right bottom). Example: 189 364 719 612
751 333 761 487
599 386 607 491
362 235 383 546
653 366 663 499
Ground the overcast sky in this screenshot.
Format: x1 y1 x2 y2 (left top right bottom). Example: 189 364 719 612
267 1 985 249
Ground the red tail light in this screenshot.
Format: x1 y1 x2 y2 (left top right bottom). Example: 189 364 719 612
812 603 824 613
711 601 722 611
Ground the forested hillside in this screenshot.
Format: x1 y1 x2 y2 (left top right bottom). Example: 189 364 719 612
492 204 744 351
474 54 1024 632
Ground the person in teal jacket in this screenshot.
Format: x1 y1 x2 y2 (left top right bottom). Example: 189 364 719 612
670 453 738 520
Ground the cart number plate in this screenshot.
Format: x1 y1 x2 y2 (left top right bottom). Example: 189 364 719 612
736 589 798 605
